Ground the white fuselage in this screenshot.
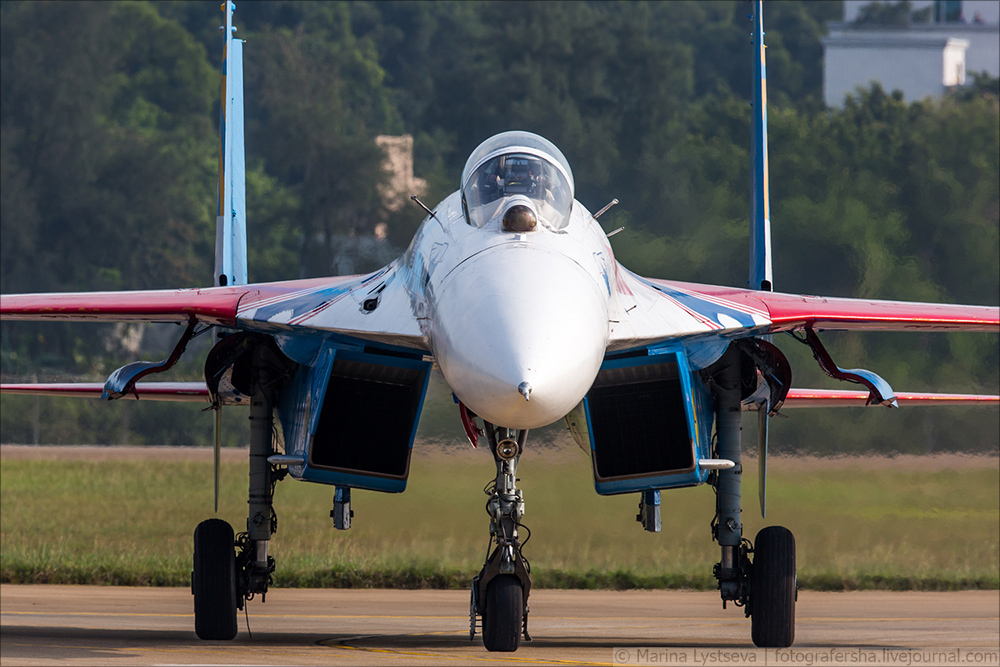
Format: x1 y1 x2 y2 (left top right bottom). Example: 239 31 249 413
402 191 618 429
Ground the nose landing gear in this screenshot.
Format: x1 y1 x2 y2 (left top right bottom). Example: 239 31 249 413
470 424 532 652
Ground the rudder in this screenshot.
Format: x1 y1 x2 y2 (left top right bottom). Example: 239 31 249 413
215 1 247 287
749 0 772 292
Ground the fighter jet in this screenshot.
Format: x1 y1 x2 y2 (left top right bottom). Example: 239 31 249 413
2 1 996 652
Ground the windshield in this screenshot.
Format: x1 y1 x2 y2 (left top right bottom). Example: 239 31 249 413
461 132 574 230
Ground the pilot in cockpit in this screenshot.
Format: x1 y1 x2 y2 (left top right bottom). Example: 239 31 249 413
479 158 503 203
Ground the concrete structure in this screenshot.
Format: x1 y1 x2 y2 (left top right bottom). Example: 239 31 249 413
376 134 426 213
823 1 999 107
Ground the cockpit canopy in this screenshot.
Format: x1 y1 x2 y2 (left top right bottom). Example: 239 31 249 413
461 131 574 231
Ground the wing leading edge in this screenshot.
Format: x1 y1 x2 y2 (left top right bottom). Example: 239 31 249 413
0 270 428 351
669 278 998 332
0 382 210 402
611 275 998 349
0 285 255 325
782 388 998 408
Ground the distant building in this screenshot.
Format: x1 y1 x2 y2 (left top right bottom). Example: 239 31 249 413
823 0 999 107
376 135 427 213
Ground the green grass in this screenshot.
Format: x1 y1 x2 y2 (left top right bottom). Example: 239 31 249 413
1 447 997 590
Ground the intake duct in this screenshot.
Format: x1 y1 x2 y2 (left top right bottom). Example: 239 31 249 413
308 351 429 485
573 350 705 495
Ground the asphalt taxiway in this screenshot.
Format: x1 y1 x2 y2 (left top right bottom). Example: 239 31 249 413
1 585 998 666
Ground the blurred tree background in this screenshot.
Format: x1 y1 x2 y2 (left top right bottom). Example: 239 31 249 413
1 0 997 453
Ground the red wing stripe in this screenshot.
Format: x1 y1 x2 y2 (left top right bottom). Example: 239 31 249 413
288 292 350 326
0 288 248 325
783 388 999 408
670 285 769 319
241 284 329 310
658 292 721 329
0 382 210 402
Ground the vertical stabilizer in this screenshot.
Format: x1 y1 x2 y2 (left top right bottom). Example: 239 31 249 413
215 1 248 287
749 0 772 292
750 0 772 518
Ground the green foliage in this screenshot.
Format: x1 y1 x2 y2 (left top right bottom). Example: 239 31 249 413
0 1 216 295
851 0 914 27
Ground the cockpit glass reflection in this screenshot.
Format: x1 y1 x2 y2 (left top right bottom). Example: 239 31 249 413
461 132 574 230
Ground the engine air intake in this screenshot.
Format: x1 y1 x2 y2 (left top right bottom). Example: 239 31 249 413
308 352 429 486
570 350 708 495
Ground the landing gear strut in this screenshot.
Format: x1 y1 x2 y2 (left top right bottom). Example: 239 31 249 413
192 343 285 639
710 345 796 648
240 345 278 599
470 424 532 652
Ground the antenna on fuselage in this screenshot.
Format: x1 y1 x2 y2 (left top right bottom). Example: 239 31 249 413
410 195 441 223
594 198 623 237
594 198 619 219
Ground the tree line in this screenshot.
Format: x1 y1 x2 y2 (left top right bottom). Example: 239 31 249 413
1 1 996 452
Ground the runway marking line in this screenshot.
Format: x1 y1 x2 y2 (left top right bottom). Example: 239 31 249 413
0 641 333 659
3 611 193 618
3 638 614 666
332 638 614 666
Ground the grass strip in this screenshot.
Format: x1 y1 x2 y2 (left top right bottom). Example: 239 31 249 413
4 560 997 591
2 453 997 591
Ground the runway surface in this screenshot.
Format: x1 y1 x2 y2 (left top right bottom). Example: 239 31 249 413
1 585 997 666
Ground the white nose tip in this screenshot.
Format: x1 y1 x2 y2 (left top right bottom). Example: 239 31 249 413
432 247 608 429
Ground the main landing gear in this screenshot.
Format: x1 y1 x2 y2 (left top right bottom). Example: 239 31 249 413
192 345 283 640
470 424 532 652
709 346 797 648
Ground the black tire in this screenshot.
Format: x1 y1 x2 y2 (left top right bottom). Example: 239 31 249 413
751 525 796 648
482 575 523 652
193 519 238 640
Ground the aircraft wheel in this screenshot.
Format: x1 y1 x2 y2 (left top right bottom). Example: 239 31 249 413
193 518 238 640
751 525 796 648
482 575 523 652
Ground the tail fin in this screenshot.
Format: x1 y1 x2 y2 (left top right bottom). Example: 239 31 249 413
749 0 772 292
215 1 247 287
750 0 772 517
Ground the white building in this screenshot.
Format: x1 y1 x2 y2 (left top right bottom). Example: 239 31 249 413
823 0 999 107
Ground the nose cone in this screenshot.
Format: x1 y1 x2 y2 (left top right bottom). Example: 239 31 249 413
432 246 609 429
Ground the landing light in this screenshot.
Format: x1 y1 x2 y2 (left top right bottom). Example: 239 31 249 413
496 438 519 460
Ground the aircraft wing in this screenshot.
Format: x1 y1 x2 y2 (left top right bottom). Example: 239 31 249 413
609 271 999 350
233 262 428 351
4 382 995 408
663 279 1000 333
0 267 428 351
0 278 337 326
0 382 210 402
782 388 998 408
